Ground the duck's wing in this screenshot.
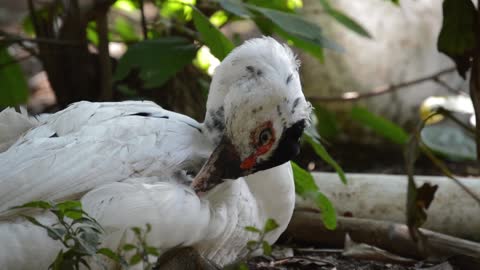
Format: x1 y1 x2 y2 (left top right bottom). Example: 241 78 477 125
0 101 211 214
0 179 226 270
81 180 223 250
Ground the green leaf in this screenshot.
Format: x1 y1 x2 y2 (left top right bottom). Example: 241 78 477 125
218 0 252 18
0 47 29 107
421 125 476 161
146 223 152 233
113 17 140 42
244 226 261 233
78 227 100 255
47 227 66 241
312 104 339 139
307 191 337 230
247 0 296 12
262 241 272 256
160 0 195 22
192 8 234 60
113 37 197 88
49 250 64 270
263 218 279 233
131 227 142 237
98 248 123 263
11 200 52 210
129 253 142 265
122 244 137 251
292 162 337 229
72 218 104 233
87 22 99 46
246 240 258 250
437 0 477 77
275 27 324 61
350 106 409 145
325 9 370 38
238 263 249 270
303 133 347 184
318 0 371 38
292 162 318 194
56 201 82 218
146 246 159 256
246 5 342 51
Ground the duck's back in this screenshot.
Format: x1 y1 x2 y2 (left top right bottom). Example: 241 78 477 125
0 101 212 213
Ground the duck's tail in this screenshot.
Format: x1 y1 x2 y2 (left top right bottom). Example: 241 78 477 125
0 107 40 152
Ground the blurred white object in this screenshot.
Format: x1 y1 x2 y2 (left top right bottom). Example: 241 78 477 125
301 0 467 129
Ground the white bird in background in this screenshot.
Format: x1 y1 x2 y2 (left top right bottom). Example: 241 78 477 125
0 37 311 269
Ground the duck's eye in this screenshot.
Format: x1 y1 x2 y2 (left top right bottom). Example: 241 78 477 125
258 128 273 146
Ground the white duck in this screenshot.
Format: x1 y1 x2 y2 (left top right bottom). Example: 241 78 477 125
0 37 311 269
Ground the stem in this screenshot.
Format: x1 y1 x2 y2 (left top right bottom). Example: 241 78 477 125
307 67 456 102
96 10 113 101
139 0 148 39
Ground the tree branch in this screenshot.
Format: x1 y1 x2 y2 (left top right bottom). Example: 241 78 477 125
96 11 113 101
139 0 148 39
306 67 457 102
0 31 82 46
470 3 480 160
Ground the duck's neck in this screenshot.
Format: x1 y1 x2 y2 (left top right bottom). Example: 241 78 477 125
244 162 296 239
201 66 230 146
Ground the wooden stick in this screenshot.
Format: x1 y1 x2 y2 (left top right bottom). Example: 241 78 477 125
285 211 480 260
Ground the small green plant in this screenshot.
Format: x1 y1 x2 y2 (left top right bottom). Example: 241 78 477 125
120 224 160 270
223 218 280 270
12 200 125 270
244 218 279 257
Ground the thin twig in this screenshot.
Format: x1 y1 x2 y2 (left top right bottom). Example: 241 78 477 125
433 77 466 95
307 67 457 102
419 139 480 206
0 32 82 46
139 0 148 39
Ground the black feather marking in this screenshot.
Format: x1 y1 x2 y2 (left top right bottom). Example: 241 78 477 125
246 65 263 77
286 73 293 84
130 112 151 117
49 133 58 138
206 107 225 133
129 112 169 119
185 123 202 133
291 97 301 114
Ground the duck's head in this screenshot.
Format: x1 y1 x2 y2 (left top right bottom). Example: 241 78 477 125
192 37 311 193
